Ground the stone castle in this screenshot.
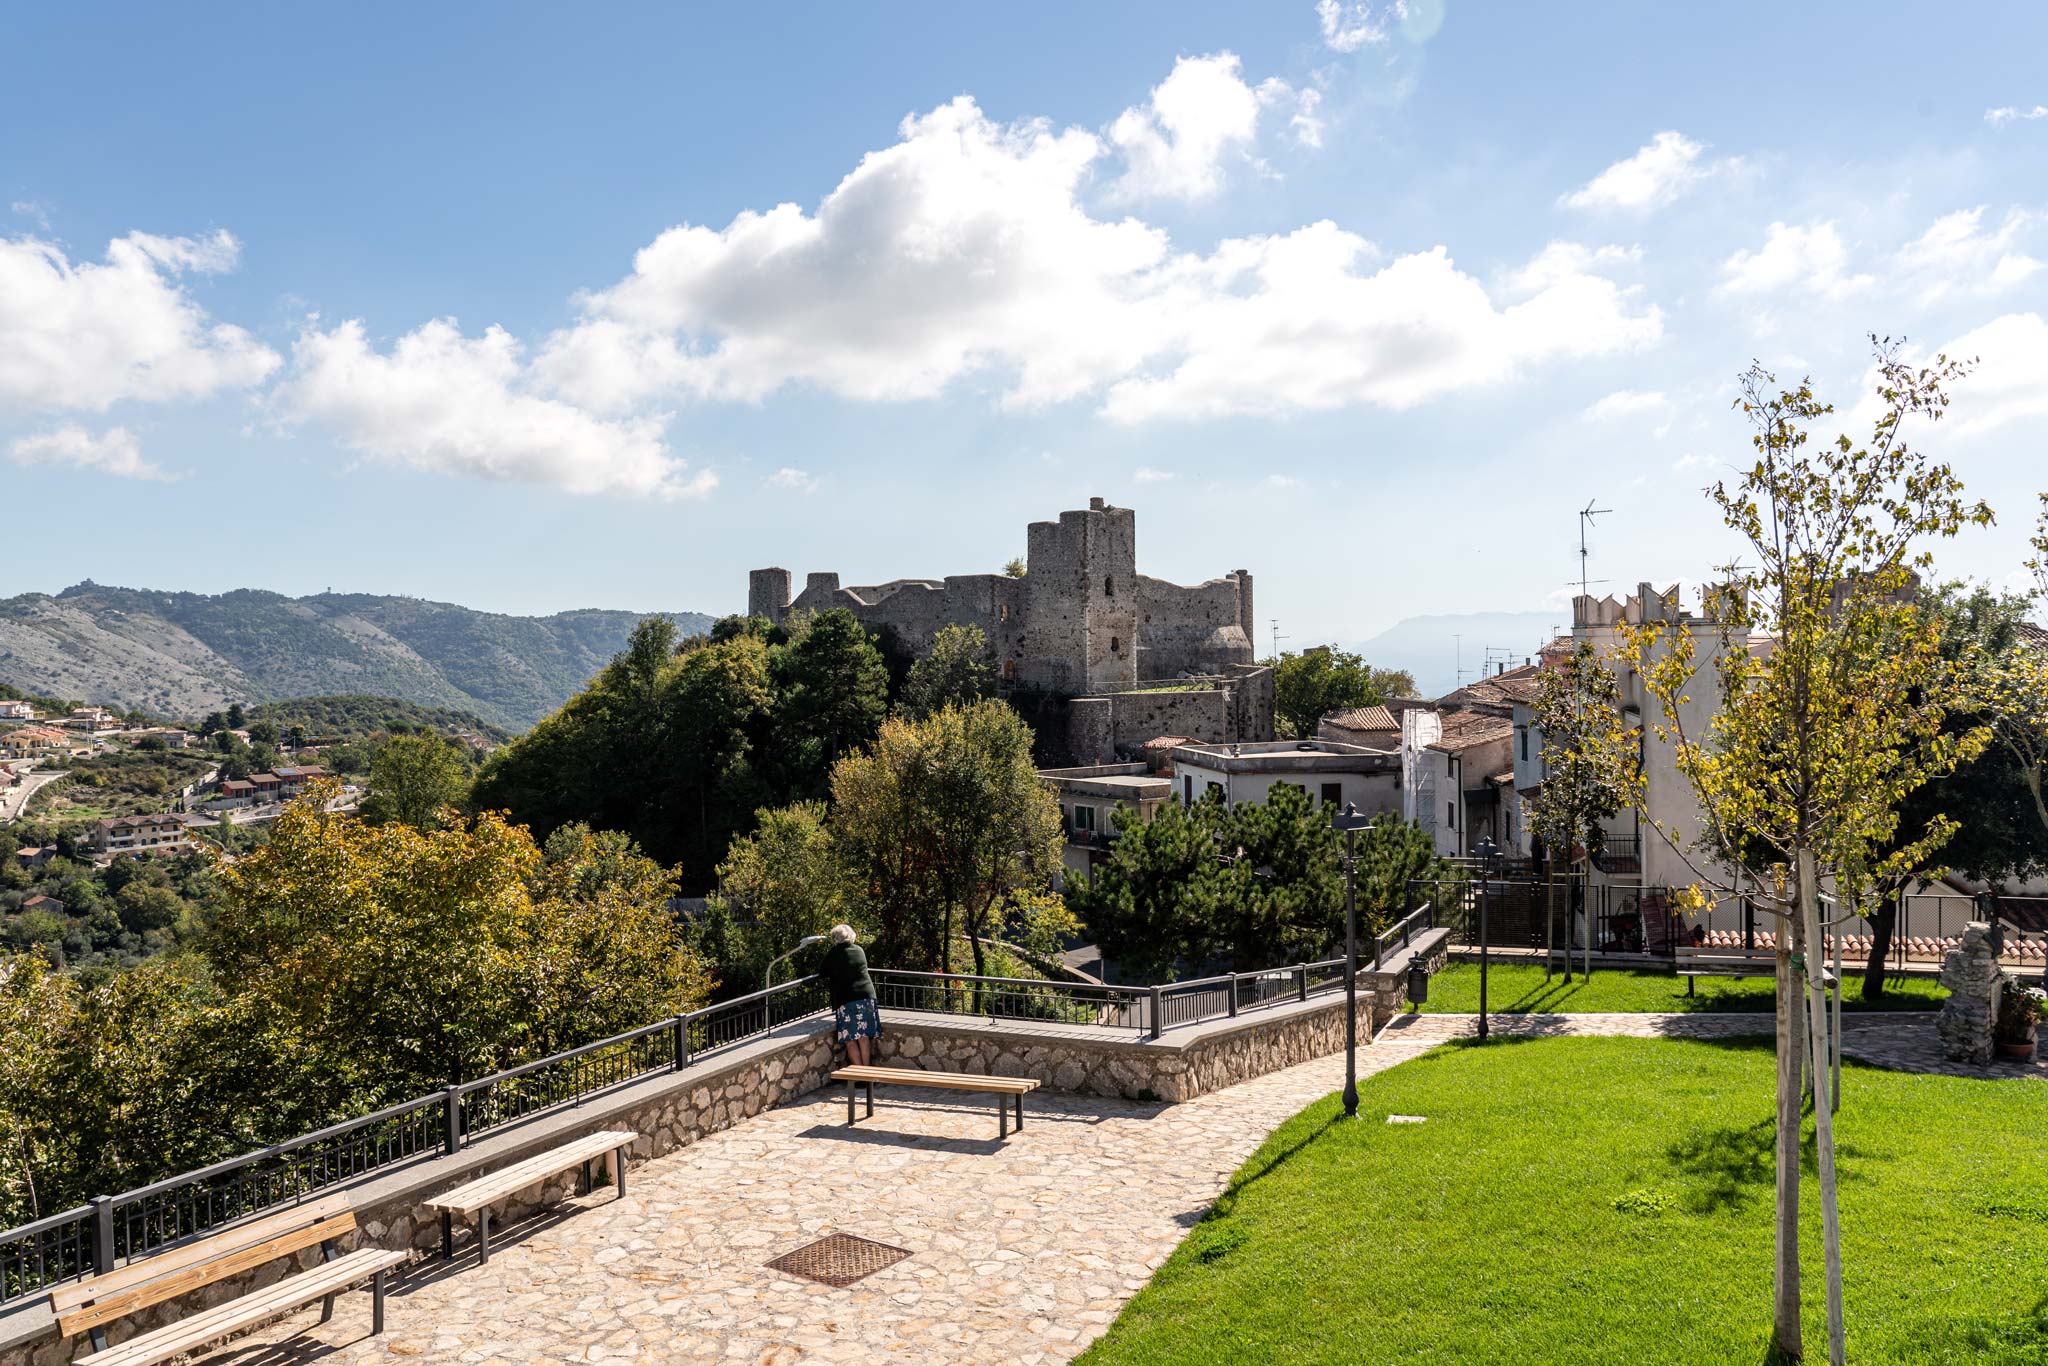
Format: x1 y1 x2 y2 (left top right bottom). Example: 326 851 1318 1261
748 498 1256 693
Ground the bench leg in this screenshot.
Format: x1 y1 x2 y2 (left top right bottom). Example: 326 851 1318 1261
371 1267 387 1336
579 1158 592 1196
846 1077 857 1125
865 1080 874 1119
999 1094 1009 1140
1687 975 1695 997
319 1291 337 1324
614 1145 627 1199
441 1210 453 1261
1015 1091 1025 1131
477 1208 490 1266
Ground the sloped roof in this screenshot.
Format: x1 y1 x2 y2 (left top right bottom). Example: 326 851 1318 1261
1426 711 1515 753
1322 704 1397 732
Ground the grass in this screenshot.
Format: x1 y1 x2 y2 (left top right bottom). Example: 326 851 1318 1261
1414 962 1946 1015
1081 1037 2048 1366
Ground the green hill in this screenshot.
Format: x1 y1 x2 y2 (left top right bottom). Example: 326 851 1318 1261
0 583 715 731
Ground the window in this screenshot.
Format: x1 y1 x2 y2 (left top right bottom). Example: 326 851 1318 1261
1002 660 1017 681
1447 801 1456 829
1207 780 1224 800
1321 782 1342 807
1073 804 1096 831
1519 727 1528 760
1183 775 1193 805
999 604 1008 622
1105 575 1114 597
1110 636 1120 654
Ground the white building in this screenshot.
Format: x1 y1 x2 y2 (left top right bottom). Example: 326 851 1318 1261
1037 763 1174 881
1170 739 1400 816
1401 708 1516 857
93 813 194 856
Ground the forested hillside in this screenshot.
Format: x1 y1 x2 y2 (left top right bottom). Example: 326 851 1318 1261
0 583 713 729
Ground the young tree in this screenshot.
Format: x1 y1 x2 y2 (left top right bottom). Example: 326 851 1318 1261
1268 648 1412 738
1527 641 1637 974
900 623 993 719
1612 343 1991 1364
1002 557 1026 578
702 802 853 993
362 732 470 829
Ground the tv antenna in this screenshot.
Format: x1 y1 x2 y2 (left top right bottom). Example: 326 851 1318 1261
1577 499 1613 602
1270 618 1288 659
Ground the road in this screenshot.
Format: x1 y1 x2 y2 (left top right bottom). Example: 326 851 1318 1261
0 764 66 823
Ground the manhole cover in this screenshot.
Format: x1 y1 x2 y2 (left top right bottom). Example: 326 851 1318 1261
764 1233 912 1288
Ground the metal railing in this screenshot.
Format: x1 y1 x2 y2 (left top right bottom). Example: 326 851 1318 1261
1374 901 1440 970
0 974 827 1305
871 968 1149 1033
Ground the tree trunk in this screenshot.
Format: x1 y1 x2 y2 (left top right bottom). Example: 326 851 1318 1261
1862 895 1894 1000
1772 916 1803 1360
1545 872 1558 982
1797 847 1848 1366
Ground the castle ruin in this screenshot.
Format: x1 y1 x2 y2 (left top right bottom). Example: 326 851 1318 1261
748 497 1256 693
748 498 1273 760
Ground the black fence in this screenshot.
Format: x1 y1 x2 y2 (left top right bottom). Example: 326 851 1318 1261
0 974 828 1306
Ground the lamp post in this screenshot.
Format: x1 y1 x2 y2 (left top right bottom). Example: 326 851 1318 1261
1474 837 1500 1041
1332 802 1375 1119
766 934 825 990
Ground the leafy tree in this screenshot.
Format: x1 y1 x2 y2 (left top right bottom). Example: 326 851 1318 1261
901 623 992 719
831 701 1061 975
773 609 889 794
245 720 280 747
362 731 470 829
1527 641 1637 972
1610 343 1990 1364
1268 647 1413 739
225 703 246 730
1002 557 1026 578
702 802 852 993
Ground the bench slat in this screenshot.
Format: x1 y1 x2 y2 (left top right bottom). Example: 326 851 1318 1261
52 1194 357 1333
55 1210 357 1337
831 1067 1039 1094
425 1130 635 1215
75 1247 405 1366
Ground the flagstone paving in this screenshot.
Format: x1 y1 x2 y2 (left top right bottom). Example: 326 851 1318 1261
192 1009 2029 1366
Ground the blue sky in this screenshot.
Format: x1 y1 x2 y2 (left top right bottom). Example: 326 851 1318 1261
4 2 2047 662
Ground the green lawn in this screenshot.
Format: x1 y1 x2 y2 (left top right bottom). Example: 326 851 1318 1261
1082 1037 2046 1366
1414 962 1946 1014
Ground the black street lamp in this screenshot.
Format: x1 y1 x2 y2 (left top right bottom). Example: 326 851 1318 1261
1332 802 1375 1118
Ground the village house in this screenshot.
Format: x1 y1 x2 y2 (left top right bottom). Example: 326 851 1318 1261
1315 704 1400 751
21 893 65 916
0 725 70 759
0 700 36 720
1402 708 1518 857
65 706 116 730
272 765 330 797
1037 763 1173 881
1172 739 1401 817
13 845 59 869
92 813 193 856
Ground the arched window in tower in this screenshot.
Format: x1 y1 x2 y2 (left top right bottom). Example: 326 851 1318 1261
1105 575 1115 597
999 603 1008 622
1110 636 1121 655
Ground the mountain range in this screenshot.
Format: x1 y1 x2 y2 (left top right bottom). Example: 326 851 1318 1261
0 583 713 731
1351 610 1568 699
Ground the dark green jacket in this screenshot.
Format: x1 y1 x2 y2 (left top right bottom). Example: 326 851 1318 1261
819 941 875 1007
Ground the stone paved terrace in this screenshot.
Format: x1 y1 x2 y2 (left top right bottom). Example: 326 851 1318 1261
97 1013 2041 1364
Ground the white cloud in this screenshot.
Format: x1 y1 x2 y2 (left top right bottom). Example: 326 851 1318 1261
1582 389 1668 422
0 230 279 412
1937 312 2048 435
1719 221 1872 301
1107 54 1264 203
1132 466 1175 483
1257 77 1324 151
1099 232 1662 423
1508 241 1641 293
538 96 1659 427
766 466 816 492
1986 105 2048 125
1893 206 2042 301
1671 453 1716 474
1561 131 1724 213
1316 0 1398 52
8 425 171 481
277 318 710 499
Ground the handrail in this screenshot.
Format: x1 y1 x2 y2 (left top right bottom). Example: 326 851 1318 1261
1374 901 1435 970
113 1090 447 1204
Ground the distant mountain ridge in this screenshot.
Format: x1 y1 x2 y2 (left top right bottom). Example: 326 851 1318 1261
1351 610 1566 699
0 582 714 730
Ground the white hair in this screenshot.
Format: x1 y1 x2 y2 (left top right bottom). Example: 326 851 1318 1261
829 923 857 944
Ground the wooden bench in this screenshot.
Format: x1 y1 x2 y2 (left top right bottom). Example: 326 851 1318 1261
831 1066 1040 1139
424 1129 635 1266
1675 944 1835 995
49 1193 405 1366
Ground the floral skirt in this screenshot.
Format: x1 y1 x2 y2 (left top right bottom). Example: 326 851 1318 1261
835 997 881 1042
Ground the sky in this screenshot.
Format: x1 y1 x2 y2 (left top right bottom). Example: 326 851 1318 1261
4 1 2047 661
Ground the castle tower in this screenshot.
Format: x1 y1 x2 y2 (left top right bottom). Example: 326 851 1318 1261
1021 497 1138 691
748 568 791 625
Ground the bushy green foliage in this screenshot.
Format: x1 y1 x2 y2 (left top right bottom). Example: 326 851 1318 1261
21 749 216 826
1266 647 1415 739
0 795 709 1227
246 694 512 745
0 837 226 971
474 611 891 886
900 623 992 719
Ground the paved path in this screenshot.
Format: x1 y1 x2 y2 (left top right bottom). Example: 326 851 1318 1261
191 1012 2030 1366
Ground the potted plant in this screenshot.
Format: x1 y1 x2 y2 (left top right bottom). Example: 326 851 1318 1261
1994 976 2046 1062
